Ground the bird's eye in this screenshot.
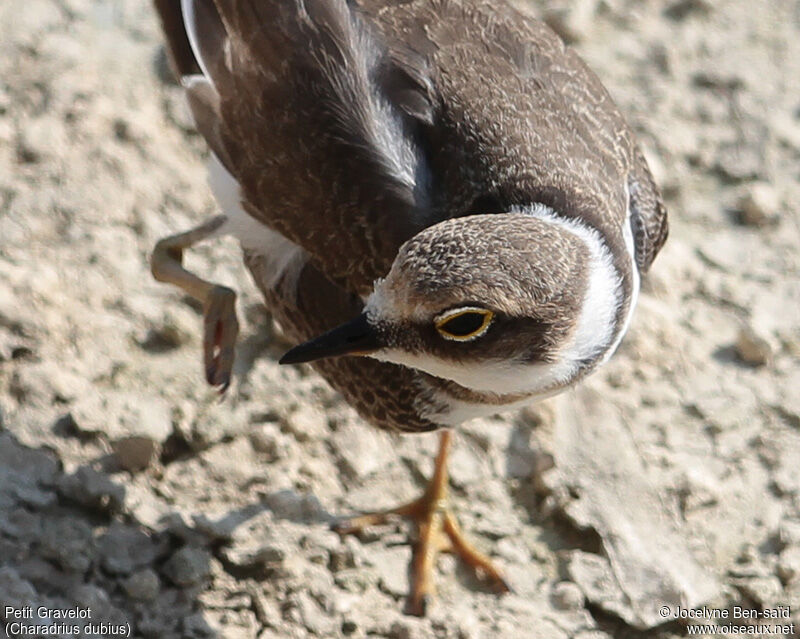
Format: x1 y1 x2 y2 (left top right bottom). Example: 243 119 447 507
434 307 495 342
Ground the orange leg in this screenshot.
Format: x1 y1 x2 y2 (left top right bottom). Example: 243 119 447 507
151 215 239 392
333 430 511 616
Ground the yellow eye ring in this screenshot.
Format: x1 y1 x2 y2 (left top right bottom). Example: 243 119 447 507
434 307 495 342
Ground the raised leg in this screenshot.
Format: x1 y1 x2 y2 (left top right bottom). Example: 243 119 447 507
151 215 239 392
333 430 511 616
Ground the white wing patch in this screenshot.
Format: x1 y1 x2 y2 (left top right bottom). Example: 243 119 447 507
207 153 307 296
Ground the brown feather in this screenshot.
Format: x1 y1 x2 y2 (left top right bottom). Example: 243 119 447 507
153 0 668 431
153 0 200 78
184 77 236 173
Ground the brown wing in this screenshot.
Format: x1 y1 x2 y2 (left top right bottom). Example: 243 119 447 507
366 0 666 278
164 0 439 295
628 145 669 272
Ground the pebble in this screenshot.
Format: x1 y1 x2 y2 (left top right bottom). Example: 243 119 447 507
736 183 781 227
664 0 713 20
294 591 338 636
0 433 60 485
551 581 586 610
328 545 358 573
780 521 800 546
162 546 211 587
189 405 250 450
777 547 800 583
222 539 288 569
112 435 160 472
264 489 328 523
123 569 160 601
0 508 41 540
735 324 773 366
11 484 57 509
249 585 282 626
248 422 288 461
222 512 290 569
73 584 114 620
136 319 190 352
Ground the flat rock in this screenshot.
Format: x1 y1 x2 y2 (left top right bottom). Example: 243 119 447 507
567 551 630 620
544 387 720 628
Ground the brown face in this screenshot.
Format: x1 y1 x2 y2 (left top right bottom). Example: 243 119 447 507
280 213 589 373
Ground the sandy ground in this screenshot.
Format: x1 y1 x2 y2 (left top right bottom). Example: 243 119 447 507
1 0 800 637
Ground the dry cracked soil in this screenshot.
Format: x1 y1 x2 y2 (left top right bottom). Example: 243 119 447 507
1 0 800 638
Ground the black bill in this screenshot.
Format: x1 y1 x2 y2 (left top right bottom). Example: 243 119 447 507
279 313 381 365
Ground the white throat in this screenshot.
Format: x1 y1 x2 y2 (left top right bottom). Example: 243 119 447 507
368 204 627 399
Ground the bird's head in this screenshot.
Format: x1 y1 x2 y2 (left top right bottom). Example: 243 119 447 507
280 209 622 396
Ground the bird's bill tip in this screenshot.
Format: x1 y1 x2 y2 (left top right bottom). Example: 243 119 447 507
279 313 381 365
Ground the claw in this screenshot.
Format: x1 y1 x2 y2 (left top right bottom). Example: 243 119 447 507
202 285 239 393
333 431 510 617
406 594 430 617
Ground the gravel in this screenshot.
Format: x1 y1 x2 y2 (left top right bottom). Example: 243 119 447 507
2 0 799 637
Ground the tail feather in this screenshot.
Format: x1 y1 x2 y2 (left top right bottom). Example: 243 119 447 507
181 0 228 86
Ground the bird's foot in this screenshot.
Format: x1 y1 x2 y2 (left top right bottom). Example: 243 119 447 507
151 215 239 394
203 285 239 393
332 433 510 616
333 494 510 616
